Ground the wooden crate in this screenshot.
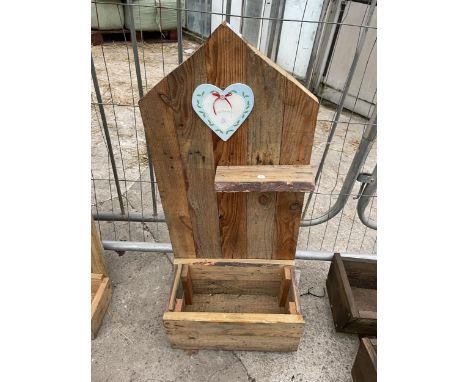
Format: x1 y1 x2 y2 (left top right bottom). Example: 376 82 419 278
139 22 319 351
163 259 304 351
352 337 377 382
326 254 377 336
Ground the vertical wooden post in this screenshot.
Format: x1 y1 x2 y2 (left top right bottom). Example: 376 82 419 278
181 265 193 305
278 266 292 307
91 217 107 276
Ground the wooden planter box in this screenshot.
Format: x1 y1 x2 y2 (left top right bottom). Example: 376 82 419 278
163 259 305 351
326 254 377 336
352 337 377 382
91 273 112 339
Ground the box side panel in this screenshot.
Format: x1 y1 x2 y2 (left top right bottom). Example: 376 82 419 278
164 312 304 351
351 338 377 382
91 277 112 339
344 318 377 336
326 256 357 330
343 258 377 289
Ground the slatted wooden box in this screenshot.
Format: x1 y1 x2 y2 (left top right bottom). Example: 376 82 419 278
326 254 377 336
164 259 304 351
139 22 319 351
352 337 377 382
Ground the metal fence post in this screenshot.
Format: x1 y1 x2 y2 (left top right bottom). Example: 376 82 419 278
91 56 125 215
357 164 377 230
126 0 158 216
302 0 376 219
301 110 377 225
176 0 184 64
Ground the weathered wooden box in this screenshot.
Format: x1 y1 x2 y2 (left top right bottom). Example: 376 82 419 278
163 259 304 351
326 254 377 336
352 337 377 382
91 218 112 339
139 23 319 351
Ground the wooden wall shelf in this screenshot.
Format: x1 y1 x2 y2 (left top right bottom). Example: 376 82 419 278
215 165 315 192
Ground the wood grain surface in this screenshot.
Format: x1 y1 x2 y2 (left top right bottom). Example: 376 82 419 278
139 22 319 260
215 165 315 192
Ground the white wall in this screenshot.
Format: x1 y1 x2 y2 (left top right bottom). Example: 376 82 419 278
276 0 324 78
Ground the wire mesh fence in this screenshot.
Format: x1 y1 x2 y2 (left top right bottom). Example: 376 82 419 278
91 0 377 256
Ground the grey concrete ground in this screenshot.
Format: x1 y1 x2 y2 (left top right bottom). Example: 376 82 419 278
92 247 358 382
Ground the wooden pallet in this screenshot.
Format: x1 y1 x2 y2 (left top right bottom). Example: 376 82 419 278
139 22 319 351
91 29 178 46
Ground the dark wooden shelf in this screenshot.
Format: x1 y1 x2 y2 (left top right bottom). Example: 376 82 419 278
214 165 315 192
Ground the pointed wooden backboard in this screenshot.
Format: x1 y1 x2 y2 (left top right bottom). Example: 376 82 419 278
139 23 319 260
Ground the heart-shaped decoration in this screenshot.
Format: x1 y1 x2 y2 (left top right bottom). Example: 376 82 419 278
192 83 254 141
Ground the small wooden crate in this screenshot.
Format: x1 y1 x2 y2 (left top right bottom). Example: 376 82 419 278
352 337 377 382
163 259 304 351
326 254 377 336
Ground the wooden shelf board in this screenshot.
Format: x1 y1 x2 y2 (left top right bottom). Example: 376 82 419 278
214 165 315 193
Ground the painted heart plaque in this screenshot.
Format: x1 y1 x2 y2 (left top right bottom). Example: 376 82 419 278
192 83 254 141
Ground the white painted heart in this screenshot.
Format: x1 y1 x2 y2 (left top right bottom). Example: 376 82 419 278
192 83 254 141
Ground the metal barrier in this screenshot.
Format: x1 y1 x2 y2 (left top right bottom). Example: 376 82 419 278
91 0 377 257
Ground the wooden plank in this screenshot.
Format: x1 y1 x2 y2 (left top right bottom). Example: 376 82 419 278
164 311 304 326
352 337 377 382
326 254 360 331
351 287 377 313
167 333 300 351
206 23 249 259
334 253 360 318
174 297 185 312
91 276 112 339
192 279 280 296
185 294 287 314
165 47 222 258
246 43 285 259
166 333 300 352
274 80 319 259
180 265 193 305
345 318 377 336
188 263 283 281
163 311 304 351
343 258 377 289
139 79 197 258
278 266 292 307
168 265 183 311
174 258 295 266
287 302 298 315
290 269 302 315
359 310 377 320
215 165 315 192
91 218 107 275
91 273 104 296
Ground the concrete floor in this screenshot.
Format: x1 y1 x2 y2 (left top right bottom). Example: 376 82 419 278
91 246 359 382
